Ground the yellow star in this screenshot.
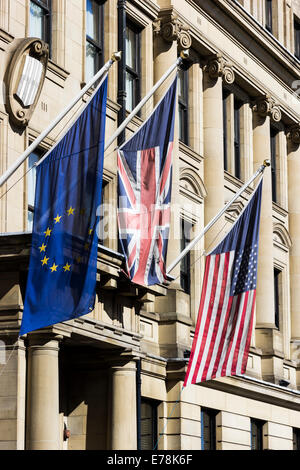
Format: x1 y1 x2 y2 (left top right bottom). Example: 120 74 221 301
50 262 58 272
54 214 62 224
67 206 75 216
63 263 71 272
41 256 49 266
39 243 47 253
44 227 52 237
89 228 93 235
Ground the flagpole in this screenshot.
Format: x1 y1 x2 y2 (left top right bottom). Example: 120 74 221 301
0 52 121 188
104 49 189 153
166 159 270 276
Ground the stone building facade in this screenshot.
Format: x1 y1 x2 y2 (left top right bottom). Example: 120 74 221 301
0 0 300 451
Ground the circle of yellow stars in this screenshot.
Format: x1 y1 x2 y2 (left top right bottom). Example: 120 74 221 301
38 205 94 274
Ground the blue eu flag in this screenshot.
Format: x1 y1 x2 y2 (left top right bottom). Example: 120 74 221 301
19 77 108 336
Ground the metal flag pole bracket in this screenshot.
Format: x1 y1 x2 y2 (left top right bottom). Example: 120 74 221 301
166 159 270 276
0 52 121 188
104 49 190 153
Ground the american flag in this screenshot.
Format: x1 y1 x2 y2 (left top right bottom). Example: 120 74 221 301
184 179 263 387
117 78 177 286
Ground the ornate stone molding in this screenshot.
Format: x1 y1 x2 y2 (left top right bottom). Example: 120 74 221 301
286 123 300 145
204 53 235 85
153 12 192 50
252 94 282 122
5 37 49 127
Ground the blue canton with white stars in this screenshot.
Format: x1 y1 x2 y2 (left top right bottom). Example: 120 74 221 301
231 244 258 296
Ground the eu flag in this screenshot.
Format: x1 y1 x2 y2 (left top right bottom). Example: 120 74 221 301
19 77 108 336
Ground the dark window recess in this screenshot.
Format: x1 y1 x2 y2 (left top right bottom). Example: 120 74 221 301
293 428 300 450
125 22 141 112
234 98 242 180
140 400 158 450
201 408 217 450
274 267 281 329
265 0 273 33
85 0 104 83
270 126 277 203
29 0 52 51
180 219 192 294
251 419 264 450
178 68 189 145
294 17 300 60
222 89 229 172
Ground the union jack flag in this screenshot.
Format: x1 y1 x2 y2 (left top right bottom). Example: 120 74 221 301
184 179 263 387
117 78 177 286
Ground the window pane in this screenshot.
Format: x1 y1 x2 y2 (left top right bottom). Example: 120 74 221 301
140 400 158 450
86 0 100 42
234 99 241 179
126 26 136 70
265 0 272 32
180 219 192 294
125 71 135 112
251 419 263 450
294 18 300 59
27 151 41 230
270 127 277 202
86 41 99 82
201 409 216 450
30 1 44 39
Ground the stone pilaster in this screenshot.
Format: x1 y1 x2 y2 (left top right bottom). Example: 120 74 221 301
202 54 235 250
109 358 137 450
26 335 61 450
252 95 282 330
252 95 284 383
287 123 300 384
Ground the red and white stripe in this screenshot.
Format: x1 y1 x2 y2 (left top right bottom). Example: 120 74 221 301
184 250 256 387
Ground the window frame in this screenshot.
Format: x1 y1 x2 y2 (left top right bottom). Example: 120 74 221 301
178 67 189 145
125 20 141 112
270 126 278 203
201 407 218 450
294 16 300 60
85 0 104 83
250 418 264 450
265 0 273 34
29 0 52 51
140 399 159 451
180 218 192 295
222 88 244 180
293 428 300 450
27 147 45 230
223 88 229 172
274 267 281 330
233 97 242 180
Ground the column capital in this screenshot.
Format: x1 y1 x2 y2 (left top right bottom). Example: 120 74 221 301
153 11 192 50
203 53 235 85
27 333 63 351
286 123 300 145
252 94 282 122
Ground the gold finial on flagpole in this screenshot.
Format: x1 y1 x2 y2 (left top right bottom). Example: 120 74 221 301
111 51 122 62
180 49 190 59
263 159 271 167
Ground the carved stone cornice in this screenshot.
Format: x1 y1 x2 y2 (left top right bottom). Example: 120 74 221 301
286 123 300 145
252 94 282 122
153 11 192 50
204 53 235 85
